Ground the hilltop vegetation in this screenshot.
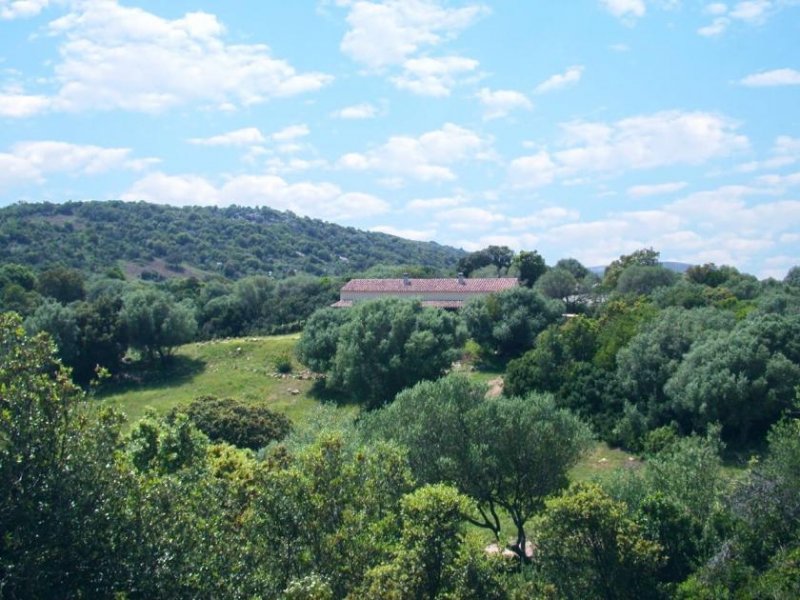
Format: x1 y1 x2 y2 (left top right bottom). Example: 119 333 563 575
0 200 463 279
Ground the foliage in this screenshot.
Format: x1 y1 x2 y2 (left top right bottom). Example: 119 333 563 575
785 265 800 287
298 299 466 409
535 268 577 304
463 287 563 359
121 287 198 363
664 313 800 443
180 395 293 450
515 250 547 287
533 483 665 600
616 265 678 296
363 375 593 559
0 200 463 279
603 247 660 290
36 265 86 303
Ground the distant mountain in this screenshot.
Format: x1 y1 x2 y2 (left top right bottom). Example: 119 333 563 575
589 261 694 276
0 201 464 279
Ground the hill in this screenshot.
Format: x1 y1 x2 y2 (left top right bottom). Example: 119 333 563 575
0 201 464 279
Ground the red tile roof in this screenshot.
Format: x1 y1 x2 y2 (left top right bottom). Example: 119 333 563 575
332 299 467 309
341 278 518 293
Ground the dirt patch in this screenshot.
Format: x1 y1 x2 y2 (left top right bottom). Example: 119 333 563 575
486 377 504 398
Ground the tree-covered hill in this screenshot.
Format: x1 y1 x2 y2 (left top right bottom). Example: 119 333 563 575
0 201 464 279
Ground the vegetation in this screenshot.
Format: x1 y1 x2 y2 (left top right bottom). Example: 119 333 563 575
3 220 800 598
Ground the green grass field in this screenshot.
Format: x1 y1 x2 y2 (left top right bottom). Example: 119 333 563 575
100 335 637 485
97 335 329 425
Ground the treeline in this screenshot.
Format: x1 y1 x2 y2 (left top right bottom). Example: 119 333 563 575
0 201 463 278
0 261 343 383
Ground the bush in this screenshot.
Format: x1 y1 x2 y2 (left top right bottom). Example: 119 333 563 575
273 351 293 374
180 396 292 450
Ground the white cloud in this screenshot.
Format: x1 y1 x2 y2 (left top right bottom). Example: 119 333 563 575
627 181 688 197
265 157 327 175
338 0 487 69
122 172 220 206
272 124 310 142
555 111 748 172
534 66 584 94
331 103 378 119
337 122 489 182
509 111 747 188
0 140 156 191
698 0 793 36
740 68 800 87
435 206 505 231
0 0 49 20
0 91 51 117
6 1 331 117
370 225 436 240
775 136 800 156
122 172 389 221
507 207 580 230
391 55 478 96
476 87 532 120
508 151 558 188
189 127 266 147
406 196 465 211
600 0 646 20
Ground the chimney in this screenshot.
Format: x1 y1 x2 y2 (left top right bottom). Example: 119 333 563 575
403 272 410 286
457 272 465 284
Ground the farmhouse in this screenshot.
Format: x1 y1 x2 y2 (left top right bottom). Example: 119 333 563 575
332 274 518 309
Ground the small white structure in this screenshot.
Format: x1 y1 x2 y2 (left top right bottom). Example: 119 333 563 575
332 275 518 309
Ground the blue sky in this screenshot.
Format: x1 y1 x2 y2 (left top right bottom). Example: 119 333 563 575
1 0 799 277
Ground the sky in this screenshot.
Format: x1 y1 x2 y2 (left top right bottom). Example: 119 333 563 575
1 0 799 277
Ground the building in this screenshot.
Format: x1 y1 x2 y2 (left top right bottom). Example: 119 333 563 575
332 274 518 309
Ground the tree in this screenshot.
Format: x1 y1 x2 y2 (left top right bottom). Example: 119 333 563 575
615 307 736 431
457 249 493 277
535 268 577 305
295 307 352 373
785 265 800 287
24 300 80 367
121 288 197 364
534 484 664 600
616 265 678 297
362 376 593 561
603 248 660 290
180 395 292 450
36 266 86 303
515 250 546 287
463 287 563 359
298 299 466 408
664 313 800 444
556 257 590 280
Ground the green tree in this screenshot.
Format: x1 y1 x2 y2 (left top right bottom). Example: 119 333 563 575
121 288 197 364
534 483 665 600
665 314 800 444
180 395 292 450
463 287 563 359
36 266 86 303
535 268 577 305
299 299 466 409
515 250 547 287
785 265 800 287
363 376 593 561
603 248 660 290
616 265 678 297
24 299 80 367
556 257 590 280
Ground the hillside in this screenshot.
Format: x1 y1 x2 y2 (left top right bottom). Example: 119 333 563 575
0 201 464 279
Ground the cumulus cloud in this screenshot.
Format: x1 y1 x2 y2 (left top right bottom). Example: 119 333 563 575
370 225 437 240
338 122 490 182
331 103 378 119
600 0 646 20
534 66 584 94
509 111 748 188
697 0 793 36
338 0 487 69
406 196 465 211
0 88 51 117
4 1 331 117
0 0 49 20
740 68 800 87
189 128 267 147
627 181 689 197
121 172 389 221
476 87 532 120
0 140 157 191
391 55 478 97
